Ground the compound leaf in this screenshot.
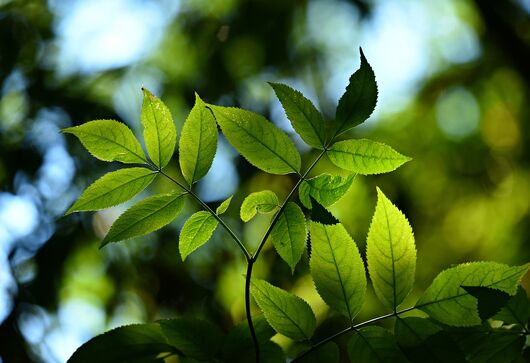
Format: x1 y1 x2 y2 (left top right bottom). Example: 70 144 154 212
310 222 366 320
158 318 223 361
269 82 326 149
366 187 416 310
63 119 147 164
299 174 354 209
416 262 530 326
216 195 233 215
250 279 316 341
102 191 186 246
240 190 279 222
179 211 218 261
333 48 378 135
179 93 217 185
66 167 156 214
270 202 307 273
327 139 411 175
68 323 174 363
141 88 177 169
208 105 301 174
347 326 407 363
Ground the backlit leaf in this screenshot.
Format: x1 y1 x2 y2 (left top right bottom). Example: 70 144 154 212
299 174 354 209
270 202 307 273
63 120 146 164
366 187 416 310
494 287 530 326
250 279 316 341
208 104 301 174
327 139 410 175
178 93 217 185
270 82 326 149
216 195 233 215
347 326 407 363
461 286 511 321
416 262 530 326
333 48 378 136
102 191 186 246
141 88 177 169
179 211 218 261
68 323 174 363
66 167 156 214
310 222 366 320
240 190 279 222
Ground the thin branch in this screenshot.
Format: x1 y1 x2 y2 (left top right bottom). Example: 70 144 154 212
245 261 260 362
158 170 251 261
291 306 417 362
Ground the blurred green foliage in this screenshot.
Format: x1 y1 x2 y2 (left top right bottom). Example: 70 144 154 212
0 0 529 361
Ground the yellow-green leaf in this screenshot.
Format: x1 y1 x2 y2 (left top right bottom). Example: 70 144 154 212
271 202 307 273
240 190 279 222
141 88 177 169
63 119 146 164
216 195 233 215
299 174 354 209
179 211 218 260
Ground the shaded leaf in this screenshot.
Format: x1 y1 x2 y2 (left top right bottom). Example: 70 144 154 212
310 222 366 320
178 93 217 185
270 82 326 149
240 190 279 222
327 139 410 175
395 317 467 363
299 174 354 209
141 88 177 168
158 318 223 361
66 168 156 214
63 119 146 164
208 104 301 174
462 286 511 321
296 342 339 363
333 48 378 135
102 191 186 246
216 195 233 215
347 326 407 363
416 262 530 326
270 202 307 273
179 211 218 261
494 287 530 326
366 187 416 310
308 197 338 226
250 279 316 341
68 323 175 363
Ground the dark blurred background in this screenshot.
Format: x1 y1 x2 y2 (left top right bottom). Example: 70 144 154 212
0 0 529 361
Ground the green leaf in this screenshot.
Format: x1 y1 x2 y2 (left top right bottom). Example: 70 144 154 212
309 222 366 320
494 287 530 325
63 120 147 164
216 195 233 215
250 279 316 341
102 191 186 246
395 317 467 363
141 88 177 169
158 318 223 361
299 174 354 209
366 187 416 310
178 94 217 185
179 211 218 261
333 48 378 135
347 326 407 363
270 202 307 273
308 197 338 226
222 315 285 363
240 190 279 222
327 139 411 175
297 342 339 363
208 104 301 174
416 262 530 326
66 167 156 214
68 323 175 363
269 82 326 149
462 286 511 321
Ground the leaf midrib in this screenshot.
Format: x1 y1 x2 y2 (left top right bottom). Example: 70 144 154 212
74 128 146 163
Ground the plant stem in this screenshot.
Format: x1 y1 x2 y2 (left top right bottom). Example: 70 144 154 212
245 260 260 362
158 169 251 261
291 306 417 362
